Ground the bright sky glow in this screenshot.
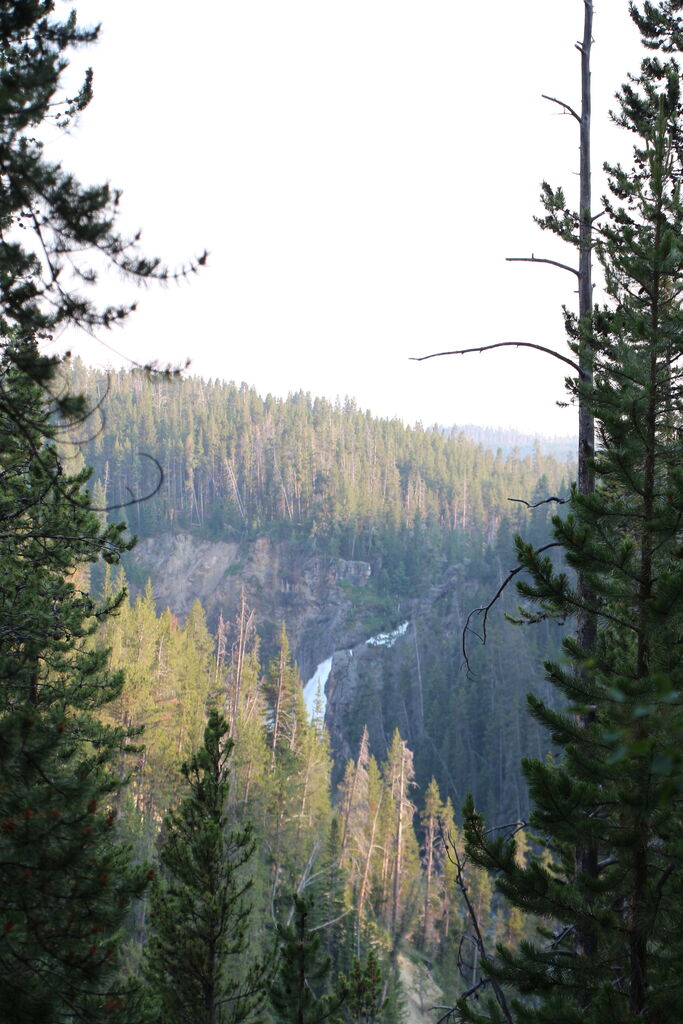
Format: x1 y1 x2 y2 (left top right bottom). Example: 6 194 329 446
55 0 644 434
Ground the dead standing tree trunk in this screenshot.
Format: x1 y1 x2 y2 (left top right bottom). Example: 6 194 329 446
415 0 594 490
574 0 598 962
414 0 598 961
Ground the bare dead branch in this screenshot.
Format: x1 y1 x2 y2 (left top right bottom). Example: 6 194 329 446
0 368 164 516
459 979 491 1001
485 819 527 838
462 543 562 675
542 93 581 122
411 342 580 374
548 924 575 950
293 841 321 902
51 369 112 430
89 452 164 512
444 835 514 1023
310 908 354 932
506 255 580 277
508 496 569 508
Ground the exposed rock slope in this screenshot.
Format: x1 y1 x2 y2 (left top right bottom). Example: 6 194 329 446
127 531 555 819
129 532 372 680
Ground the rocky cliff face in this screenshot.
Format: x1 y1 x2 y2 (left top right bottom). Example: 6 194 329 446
127 532 551 818
127 533 471 784
324 566 469 778
129 532 373 681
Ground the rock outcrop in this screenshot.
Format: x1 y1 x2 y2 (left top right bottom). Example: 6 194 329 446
323 566 468 773
129 532 372 681
398 954 444 1024
127 533 472 779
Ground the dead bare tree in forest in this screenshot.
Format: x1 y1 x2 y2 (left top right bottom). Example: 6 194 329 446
414 0 594 507
432 824 521 1024
414 0 599 964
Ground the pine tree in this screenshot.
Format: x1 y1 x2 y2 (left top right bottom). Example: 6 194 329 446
381 730 417 939
0 348 150 1023
0 1 203 390
339 728 371 867
310 817 353 980
342 950 385 1024
265 622 305 755
269 893 347 1024
420 778 443 954
454 6 683 1022
357 756 384 924
0 709 149 1024
143 709 265 1024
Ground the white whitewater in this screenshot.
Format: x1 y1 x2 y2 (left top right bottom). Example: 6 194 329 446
302 622 409 722
365 621 409 648
303 656 333 720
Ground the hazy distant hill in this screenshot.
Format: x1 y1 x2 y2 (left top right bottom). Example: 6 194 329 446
453 424 576 461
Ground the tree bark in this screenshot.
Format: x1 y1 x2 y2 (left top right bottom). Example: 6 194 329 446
574 0 598 964
391 748 406 936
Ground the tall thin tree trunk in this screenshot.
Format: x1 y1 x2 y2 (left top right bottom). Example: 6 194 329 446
391 751 406 935
422 812 435 951
358 796 382 921
574 0 598 964
231 590 247 738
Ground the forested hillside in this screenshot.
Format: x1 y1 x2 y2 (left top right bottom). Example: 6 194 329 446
59 361 573 831
66 360 572 596
456 425 575 461
96 571 542 1011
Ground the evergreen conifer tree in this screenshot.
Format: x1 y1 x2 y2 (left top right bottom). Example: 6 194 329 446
454 5 683 1022
0 347 150 1023
0 1 203 390
269 893 347 1024
342 950 385 1024
143 709 265 1024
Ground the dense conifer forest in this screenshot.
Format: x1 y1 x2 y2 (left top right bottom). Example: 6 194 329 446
65 359 572 590
4 1 683 1022
54 362 567 1012
91 573 540 1014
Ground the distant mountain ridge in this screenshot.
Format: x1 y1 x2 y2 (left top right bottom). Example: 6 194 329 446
452 424 576 460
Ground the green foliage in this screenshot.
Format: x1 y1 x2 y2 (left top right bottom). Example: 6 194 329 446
65 356 572 825
269 893 347 1024
454 6 683 1021
96 580 213 823
0 350 149 1022
63 361 571 591
87 579 529 1020
341 950 385 1024
0 708 149 1024
0 1 202 388
143 710 265 1024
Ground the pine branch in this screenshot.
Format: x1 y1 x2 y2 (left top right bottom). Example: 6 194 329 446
442 834 514 1024
506 255 580 276
508 495 569 508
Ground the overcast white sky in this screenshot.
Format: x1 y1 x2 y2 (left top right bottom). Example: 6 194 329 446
54 0 644 434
